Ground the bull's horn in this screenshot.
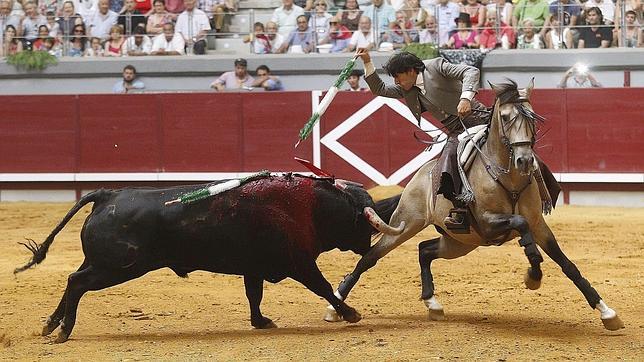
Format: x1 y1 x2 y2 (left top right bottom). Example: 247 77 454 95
363 207 405 235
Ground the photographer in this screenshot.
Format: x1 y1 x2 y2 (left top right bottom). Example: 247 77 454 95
558 63 601 88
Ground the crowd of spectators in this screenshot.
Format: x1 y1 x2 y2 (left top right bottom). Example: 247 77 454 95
0 0 641 58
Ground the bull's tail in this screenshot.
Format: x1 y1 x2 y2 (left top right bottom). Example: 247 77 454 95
370 194 402 233
13 189 111 274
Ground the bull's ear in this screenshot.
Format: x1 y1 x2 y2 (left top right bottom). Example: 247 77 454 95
488 81 503 96
525 77 535 99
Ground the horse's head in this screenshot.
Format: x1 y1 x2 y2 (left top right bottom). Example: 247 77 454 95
488 79 543 175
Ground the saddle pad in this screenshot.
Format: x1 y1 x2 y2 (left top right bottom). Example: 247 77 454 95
458 125 487 170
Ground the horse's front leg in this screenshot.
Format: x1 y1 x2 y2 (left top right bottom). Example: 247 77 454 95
531 220 625 331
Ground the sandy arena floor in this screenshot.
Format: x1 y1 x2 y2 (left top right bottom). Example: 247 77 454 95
0 189 642 361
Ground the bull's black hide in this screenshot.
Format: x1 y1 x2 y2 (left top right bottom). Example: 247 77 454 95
15 174 400 343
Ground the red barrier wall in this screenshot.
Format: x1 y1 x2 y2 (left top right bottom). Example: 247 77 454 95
0 89 642 187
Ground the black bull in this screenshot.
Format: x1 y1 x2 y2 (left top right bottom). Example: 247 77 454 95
14 174 400 343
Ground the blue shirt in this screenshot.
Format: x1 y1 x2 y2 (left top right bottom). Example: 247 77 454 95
112 79 145 93
362 3 396 34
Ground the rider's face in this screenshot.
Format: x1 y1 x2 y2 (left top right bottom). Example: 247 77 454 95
394 69 418 91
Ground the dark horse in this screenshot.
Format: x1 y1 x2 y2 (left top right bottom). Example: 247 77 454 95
324 80 624 331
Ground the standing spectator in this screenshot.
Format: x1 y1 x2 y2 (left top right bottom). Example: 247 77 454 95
57 1 83 39
558 63 601 88
323 15 352 52
175 0 211 54
435 0 459 47
516 18 544 48
617 10 641 47
146 0 175 36
362 0 395 34
242 21 270 53
210 57 255 91
0 0 22 40
277 14 313 53
118 0 147 35
265 20 285 53
1 24 23 56
271 0 304 38
113 64 145 93
382 9 418 48
88 0 118 41
446 12 479 49
73 0 98 21
583 0 614 24
85 36 104 56
122 24 151 55
346 69 365 91
546 0 580 49
486 0 514 26
20 1 47 48
512 0 550 31
346 15 374 51
577 6 612 48
403 0 429 28
418 14 438 44
104 24 125 55
479 10 515 49
460 0 486 30
309 0 332 43
337 0 362 32
151 22 185 54
252 65 284 91
66 23 88 56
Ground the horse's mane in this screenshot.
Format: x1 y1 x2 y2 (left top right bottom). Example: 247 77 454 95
494 79 522 105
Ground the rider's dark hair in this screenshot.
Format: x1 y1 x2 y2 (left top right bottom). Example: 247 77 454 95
383 51 425 77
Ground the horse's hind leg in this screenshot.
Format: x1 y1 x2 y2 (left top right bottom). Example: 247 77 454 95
243 275 276 329
533 222 624 331
419 236 477 320
42 260 90 336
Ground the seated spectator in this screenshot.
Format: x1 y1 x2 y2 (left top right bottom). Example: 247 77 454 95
294 0 313 12
277 14 314 53
403 0 429 28
323 15 352 52
517 18 544 48
584 0 614 24
243 22 271 54
346 15 374 52
104 24 125 56
175 0 211 55
487 0 514 26
206 0 237 33
252 65 284 91
57 1 83 39
418 15 438 44
67 23 88 56
85 36 104 56
346 69 366 91
337 0 362 32
558 63 601 88
0 0 21 40
88 0 118 41
165 0 184 14
111 0 124 14
20 1 47 49
32 24 51 50
113 64 145 93
544 0 579 48
210 58 254 91
75 0 99 20
146 0 176 36
135 0 153 14
382 10 418 48
545 17 569 49
119 0 148 34
42 36 62 56
363 0 395 34
512 0 550 32
44 10 59 37
271 0 305 38
1 24 23 56
578 6 612 48
122 24 152 55
309 0 332 41
435 0 459 47
446 12 479 49
151 22 185 54
460 0 486 30
479 10 515 49
265 21 285 53
617 10 641 47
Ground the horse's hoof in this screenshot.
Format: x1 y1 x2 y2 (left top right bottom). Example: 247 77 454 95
41 323 58 336
54 331 69 344
428 308 445 321
253 317 277 329
602 315 625 331
343 309 362 324
524 272 542 290
323 305 343 322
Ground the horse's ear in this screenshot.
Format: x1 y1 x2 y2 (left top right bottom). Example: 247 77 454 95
525 78 535 99
488 81 503 96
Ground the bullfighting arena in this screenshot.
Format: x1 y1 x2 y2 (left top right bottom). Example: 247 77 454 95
1 187 642 360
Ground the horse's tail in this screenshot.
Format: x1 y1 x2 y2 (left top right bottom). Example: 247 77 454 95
372 193 402 225
13 189 112 274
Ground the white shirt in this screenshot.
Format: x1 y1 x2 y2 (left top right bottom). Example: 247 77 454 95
435 2 459 46
268 33 285 53
88 10 118 40
175 8 211 41
584 0 615 23
74 0 98 20
349 30 374 48
270 5 304 38
308 13 332 41
151 33 186 54
122 35 153 55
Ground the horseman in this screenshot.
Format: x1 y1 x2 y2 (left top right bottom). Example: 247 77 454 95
355 48 559 227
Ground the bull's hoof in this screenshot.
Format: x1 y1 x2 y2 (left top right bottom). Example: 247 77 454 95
343 308 362 323
253 317 277 329
41 322 58 336
602 315 625 331
524 271 542 290
323 305 343 323
428 308 445 321
54 331 69 344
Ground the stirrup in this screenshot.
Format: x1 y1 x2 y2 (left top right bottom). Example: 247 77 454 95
444 208 470 233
